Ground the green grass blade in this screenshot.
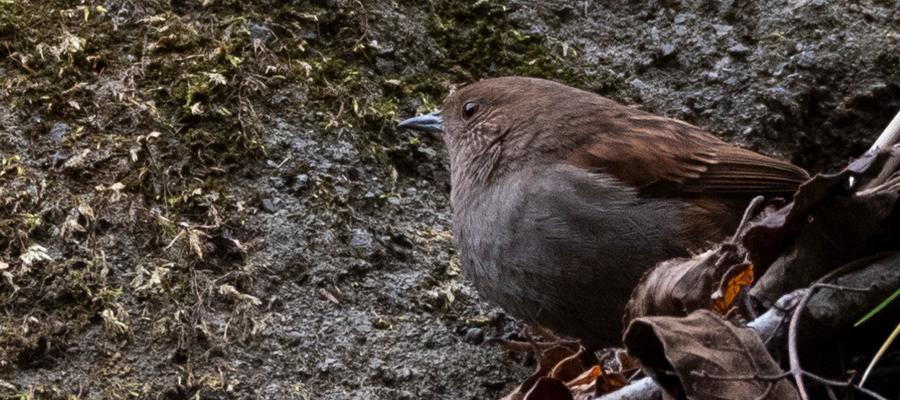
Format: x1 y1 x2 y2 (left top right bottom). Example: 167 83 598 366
859 319 900 388
855 287 900 327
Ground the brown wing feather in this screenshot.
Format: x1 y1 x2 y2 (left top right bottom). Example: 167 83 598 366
569 113 809 195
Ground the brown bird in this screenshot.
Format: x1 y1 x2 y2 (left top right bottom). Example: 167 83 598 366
399 77 808 348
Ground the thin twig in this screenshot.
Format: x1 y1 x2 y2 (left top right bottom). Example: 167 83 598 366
730 195 766 243
858 172 900 196
812 283 872 293
868 110 900 153
4 41 35 74
163 229 185 249
799 371 889 400
689 370 792 382
861 111 900 190
861 143 900 191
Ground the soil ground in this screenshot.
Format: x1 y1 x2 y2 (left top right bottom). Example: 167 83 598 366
0 0 898 399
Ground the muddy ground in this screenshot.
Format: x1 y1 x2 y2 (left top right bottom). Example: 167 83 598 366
0 0 898 399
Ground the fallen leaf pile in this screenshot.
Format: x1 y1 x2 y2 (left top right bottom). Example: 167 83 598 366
501 343 639 400
501 145 900 400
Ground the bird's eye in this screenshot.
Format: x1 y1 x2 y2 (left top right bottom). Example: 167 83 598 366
462 102 479 119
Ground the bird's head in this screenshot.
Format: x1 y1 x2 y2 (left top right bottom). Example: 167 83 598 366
400 77 605 188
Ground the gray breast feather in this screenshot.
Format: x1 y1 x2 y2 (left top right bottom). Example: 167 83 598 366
454 164 689 343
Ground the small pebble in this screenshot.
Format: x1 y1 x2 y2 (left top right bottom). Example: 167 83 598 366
727 44 752 56
261 198 278 213
463 327 485 345
50 123 68 143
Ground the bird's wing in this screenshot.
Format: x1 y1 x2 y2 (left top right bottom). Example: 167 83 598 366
568 114 809 195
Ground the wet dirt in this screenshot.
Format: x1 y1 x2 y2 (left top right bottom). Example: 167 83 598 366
0 0 897 399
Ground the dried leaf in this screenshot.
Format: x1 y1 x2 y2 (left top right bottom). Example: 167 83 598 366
219 284 240 298
320 288 339 304
549 351 583 382
595 369 629 395
243 294 262 306
63 149 90 169
134 266 171 293
711 264 753 313
20 245 52 268
745 149 900 307
60 214 86 237
625 246 746 326
539 346 577 374
509 346 577 397
77 203 94 218
615 349 641 372
205 72 226 85
624 310 799 400
570 365 604 386
188 229 203 259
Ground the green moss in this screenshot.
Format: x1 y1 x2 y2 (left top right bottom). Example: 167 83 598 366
422 0 600 90
366 99 399 124
308 55 362 90
172 74 213 106
148 13 202 53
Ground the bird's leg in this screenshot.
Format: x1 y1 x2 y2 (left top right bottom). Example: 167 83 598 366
484 324 582 353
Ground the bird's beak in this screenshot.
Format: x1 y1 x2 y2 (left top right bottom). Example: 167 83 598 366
398 111 443 134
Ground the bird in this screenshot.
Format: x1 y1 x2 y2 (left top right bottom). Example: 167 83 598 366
398 76 808 348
